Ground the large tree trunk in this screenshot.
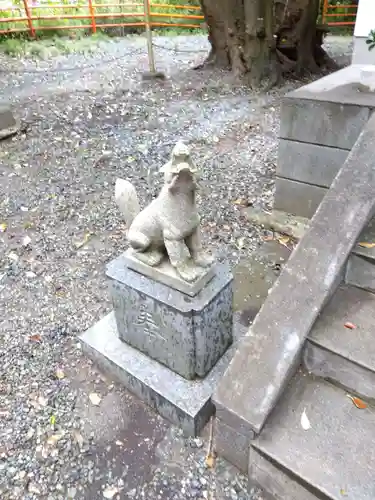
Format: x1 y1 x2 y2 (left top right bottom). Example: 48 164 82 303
198 0 336 85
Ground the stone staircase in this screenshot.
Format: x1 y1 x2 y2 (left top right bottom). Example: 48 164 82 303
213 112 375 500
247 223 375 499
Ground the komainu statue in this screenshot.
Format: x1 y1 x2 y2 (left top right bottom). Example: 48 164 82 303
115 142 214 283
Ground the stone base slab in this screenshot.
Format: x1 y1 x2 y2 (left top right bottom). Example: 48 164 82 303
242 206 309 240
79 312 235 436
124 248 215 297
274 177 327 219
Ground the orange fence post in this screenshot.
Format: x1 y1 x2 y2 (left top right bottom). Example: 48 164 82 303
88 0 97 34
322 0 328 24
22 0 35 37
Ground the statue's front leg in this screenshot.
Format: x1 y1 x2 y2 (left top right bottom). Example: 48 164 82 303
186 228 214 268
163 233 204 283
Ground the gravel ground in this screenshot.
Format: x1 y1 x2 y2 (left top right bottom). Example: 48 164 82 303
0 34 352 499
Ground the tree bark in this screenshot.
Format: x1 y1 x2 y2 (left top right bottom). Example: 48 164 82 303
198 0 336 85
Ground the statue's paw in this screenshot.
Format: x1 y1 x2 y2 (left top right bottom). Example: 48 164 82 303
133 249 164 267
176 262 205 283
193 252 214 268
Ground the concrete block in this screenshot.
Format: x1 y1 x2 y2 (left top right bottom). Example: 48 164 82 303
352 215 375 260
79 312 237 436
214 417 252 474
277 139 349 188
304 341 375 402
107 254 233 380
280 97 369 149
274 178 327 219
251 375 375 500
0 107 19 140
346 254 375 292
213 114 375 436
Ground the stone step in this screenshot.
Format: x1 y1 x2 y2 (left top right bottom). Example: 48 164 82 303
249 374 375 500
347 217 375 292
304 285 375 401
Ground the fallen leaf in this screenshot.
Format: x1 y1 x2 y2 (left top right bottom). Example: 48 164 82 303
74 232 92 249
340 489 348 496
278 235 290 247
47 432 64 445
37 395 48 407
0 222 7 232
232 198 250 207
89 392 101 406
29 334 42 342
358 242 375 249
103 486 121 499
55 368 65 380
301 408 311 430
50 415 56 426
262 234 274 241
347 395 368 409
205 453 216 469
344 322 356 330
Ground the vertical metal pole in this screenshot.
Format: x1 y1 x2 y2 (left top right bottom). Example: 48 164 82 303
88 0 97 34
143 0 156 74
23 0 35 37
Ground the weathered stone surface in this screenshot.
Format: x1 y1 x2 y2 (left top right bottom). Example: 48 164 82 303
274 177 327 218
249 447 318 500
0 107 19 140
123 248 215 297
346 254 375 292
115 142 215 284
352 215 375 260
79 312 235 436
242 207 309 240
213 113 375 438
215 417 253 474
305 285 375 401
280 97 369 149
250 375 375 500
277 139 349 188
107 255 233 380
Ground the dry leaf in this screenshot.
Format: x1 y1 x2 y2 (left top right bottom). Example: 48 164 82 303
74 232 92 249
278 235 290 247
89 392 101 406
344 322 356 330
55 368 65 380
47 432 64 446
358 242 375 249
347 395 368 409
103 486 121 499
205 453 216 469
37 395 48 407
0 222 7 232
301 408 311 430
29 334 42 342
22 235 32 247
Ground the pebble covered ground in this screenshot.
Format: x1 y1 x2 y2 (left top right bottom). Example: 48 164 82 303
0 34 352 499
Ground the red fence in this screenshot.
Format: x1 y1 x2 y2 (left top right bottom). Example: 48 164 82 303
0 0 204 35
322 0 358 27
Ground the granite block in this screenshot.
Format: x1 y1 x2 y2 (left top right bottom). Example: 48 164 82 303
277 139 349 188
274 177 327 218
346 254 375 292
107 255 233 380
79 312 236 436
215 417 253 474
280 97 369 149
214 113 375 436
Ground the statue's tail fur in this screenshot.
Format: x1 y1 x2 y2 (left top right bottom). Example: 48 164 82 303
115 178 140 228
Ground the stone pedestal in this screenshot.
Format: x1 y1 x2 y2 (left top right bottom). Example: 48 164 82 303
107 253 233 380
79 254 235 436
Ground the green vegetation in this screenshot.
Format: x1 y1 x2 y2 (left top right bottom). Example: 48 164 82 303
367 30 375 51
0 0 203 42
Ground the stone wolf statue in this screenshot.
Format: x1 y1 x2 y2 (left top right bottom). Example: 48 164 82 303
115 142 214 283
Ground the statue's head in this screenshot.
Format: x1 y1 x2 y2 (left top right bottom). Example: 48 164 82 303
159 141 198 178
